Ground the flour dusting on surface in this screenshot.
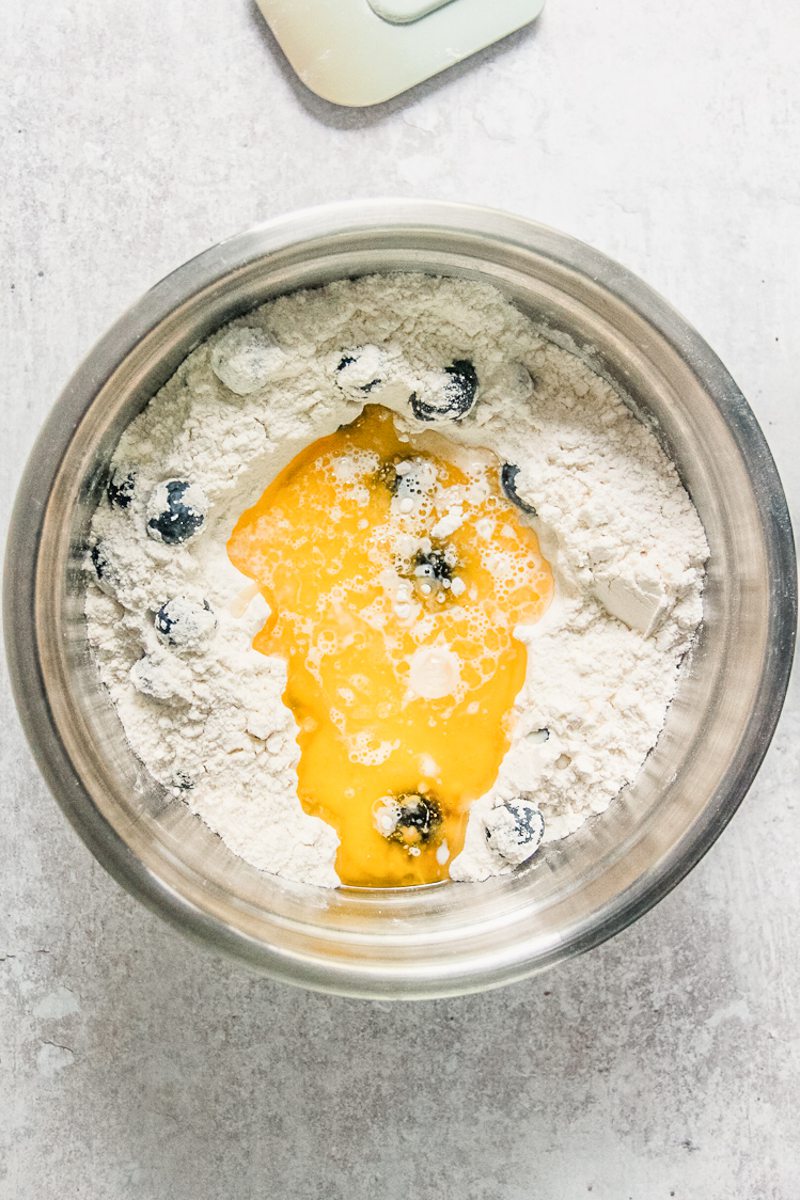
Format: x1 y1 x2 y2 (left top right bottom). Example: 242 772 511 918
85 273 708 887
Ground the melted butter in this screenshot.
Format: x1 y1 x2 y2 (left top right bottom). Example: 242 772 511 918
227 405 553 887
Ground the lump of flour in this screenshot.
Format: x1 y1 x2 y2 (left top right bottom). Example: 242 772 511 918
84 273 708 888
211 327 286 396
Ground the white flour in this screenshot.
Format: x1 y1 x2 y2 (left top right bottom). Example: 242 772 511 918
85 273 708 887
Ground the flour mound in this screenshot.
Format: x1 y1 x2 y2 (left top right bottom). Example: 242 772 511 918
85 274 708 887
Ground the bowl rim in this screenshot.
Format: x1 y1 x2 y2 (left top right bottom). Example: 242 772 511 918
4 199 797 998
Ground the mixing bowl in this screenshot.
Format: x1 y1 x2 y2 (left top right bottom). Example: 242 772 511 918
4 201 796 999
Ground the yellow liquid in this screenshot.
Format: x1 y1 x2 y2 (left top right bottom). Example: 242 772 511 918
228 405 553 886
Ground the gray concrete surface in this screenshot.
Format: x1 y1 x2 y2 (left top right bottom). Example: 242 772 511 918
1 1 798 1196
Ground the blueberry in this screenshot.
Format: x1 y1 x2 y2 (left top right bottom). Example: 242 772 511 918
210 327 284 396
335 345 385 396
396 795 441 842
154 607 175 641
410 359 479 422
496 361 536 400
90 542 108 580
106 468 136 509
402 544 460 604
485 798 545 866
379 458 404 494
130 654 187 703
89 540 120 595
155 597 217 650
501 463 537 515
374 793 442 849
146 480 208 545
414 547 454 584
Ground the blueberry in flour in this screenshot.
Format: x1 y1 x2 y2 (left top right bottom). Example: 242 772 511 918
410 359 479 422
155 597 217 650
130 654 187 704
146 481 208 545
89 540 120 595
90 542 108 581
501 463 537 515
106 468 136 509
334 345 385 396
485 798 545 866
210 327 284 396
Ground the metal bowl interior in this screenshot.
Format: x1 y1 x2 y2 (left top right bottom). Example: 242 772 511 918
5 202 796 999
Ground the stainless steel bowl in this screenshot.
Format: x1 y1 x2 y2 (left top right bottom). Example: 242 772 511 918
5 201 796 999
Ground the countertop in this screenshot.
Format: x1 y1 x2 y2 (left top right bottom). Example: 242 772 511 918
1 2 798 1196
